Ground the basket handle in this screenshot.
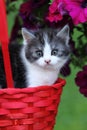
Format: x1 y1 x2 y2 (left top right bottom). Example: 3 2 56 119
0 0 14 88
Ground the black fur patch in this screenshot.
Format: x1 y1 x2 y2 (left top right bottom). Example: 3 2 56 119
0 42 26 88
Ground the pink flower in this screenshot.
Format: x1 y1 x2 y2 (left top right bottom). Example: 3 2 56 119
62 0 87 25
47 0 63 22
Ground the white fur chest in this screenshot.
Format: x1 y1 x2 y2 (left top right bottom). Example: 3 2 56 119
26 64 58 87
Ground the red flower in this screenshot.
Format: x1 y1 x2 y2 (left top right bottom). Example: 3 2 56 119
47 0 63 22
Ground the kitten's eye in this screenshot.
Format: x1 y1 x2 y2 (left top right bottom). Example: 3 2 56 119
51 49 58 56
36 50 43 57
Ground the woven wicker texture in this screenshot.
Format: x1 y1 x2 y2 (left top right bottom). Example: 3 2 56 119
0 78 66 130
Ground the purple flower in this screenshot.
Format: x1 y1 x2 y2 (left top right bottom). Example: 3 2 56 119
19 1 33 19
19 0 49 30
20 0 49 20
75 65 87 97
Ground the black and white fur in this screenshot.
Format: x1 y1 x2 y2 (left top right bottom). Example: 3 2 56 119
0 25 71 88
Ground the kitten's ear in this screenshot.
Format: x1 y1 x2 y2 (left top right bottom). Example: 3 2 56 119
57 25 70 44
22 28 35 43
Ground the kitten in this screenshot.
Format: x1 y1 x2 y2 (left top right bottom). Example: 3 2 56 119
0 25 70 88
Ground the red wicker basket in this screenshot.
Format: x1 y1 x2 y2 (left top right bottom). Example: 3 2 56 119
0 78 66 130
0 1 66 130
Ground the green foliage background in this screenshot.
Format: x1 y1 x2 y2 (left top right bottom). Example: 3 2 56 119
54 65 87 130
7 2 87 130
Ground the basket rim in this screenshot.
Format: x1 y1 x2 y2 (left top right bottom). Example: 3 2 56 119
0 78 66 94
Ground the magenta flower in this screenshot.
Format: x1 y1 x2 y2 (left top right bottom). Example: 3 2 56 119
75 65 87 97
47 0 63 23
62 0 87 25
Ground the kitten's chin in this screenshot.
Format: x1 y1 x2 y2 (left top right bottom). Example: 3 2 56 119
42 65 53 70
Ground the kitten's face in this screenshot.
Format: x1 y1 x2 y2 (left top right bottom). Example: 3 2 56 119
22 25 70 70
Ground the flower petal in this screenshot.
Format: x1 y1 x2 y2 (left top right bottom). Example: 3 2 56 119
84 8 87 18
63 0 87 24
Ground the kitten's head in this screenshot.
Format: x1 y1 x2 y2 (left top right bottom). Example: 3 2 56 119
22 25 71 70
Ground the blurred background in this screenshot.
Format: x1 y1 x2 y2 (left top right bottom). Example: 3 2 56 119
55 65 87 130
6 0 87 130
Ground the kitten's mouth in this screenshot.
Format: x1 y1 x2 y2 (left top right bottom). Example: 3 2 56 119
44 64 53 69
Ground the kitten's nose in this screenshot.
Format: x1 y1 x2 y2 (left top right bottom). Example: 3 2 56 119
44 60 51 64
